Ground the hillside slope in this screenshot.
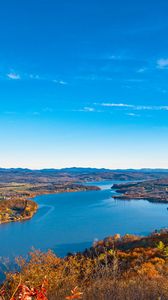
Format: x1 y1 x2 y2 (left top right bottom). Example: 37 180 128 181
2 230 168 299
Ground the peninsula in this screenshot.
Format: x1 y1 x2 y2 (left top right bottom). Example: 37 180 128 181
0 181 100 224
112 178 168 202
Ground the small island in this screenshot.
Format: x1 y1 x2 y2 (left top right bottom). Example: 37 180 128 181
112 178 168 203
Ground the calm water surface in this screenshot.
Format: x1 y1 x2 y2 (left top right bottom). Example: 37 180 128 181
0 180 168 258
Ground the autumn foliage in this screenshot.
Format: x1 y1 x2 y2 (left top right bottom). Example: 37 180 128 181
2 230 168 299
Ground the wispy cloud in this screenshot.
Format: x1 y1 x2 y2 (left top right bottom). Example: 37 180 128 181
73 103 168 115
74 107 95 113
126 113 139 117
98 103 168 111
82 107 95 112
101 103 134 108
6 72 41 81
73 106 103 113
7 73 21 80
53 79 68 85
5 70 68 84
157 58 168 69
135 105 168 111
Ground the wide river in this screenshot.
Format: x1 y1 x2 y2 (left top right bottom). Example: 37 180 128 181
0 180 168 258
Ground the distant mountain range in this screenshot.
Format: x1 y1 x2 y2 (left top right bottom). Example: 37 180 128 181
0 167 168 184
1 167 168 173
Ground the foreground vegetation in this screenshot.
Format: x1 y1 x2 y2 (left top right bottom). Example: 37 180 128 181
2 230 168 299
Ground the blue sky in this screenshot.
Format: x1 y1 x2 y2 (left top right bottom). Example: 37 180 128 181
1 0 168 169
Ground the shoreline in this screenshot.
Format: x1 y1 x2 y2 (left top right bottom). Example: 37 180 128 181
0 184 101 225
0 206 38 225
112 179 168 204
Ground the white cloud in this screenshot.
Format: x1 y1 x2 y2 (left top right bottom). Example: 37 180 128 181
134 105 152 110
101 103 134 108
73 107 96 113
135 105 168 111
83 107 95 112
78 107 95 112
127 113 139 117
7 73 21 80
59 80 67 85
98 103 168 111
74 103 168 115
157 58 168 69
53 79 67 85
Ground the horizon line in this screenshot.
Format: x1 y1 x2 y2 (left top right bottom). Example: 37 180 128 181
1 166 168 171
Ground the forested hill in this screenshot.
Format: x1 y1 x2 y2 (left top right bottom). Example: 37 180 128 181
0 167 168 183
